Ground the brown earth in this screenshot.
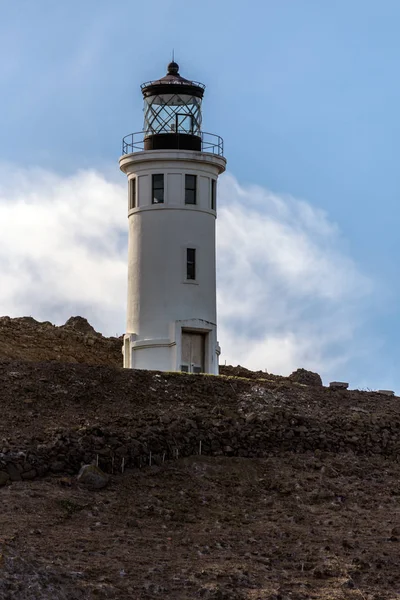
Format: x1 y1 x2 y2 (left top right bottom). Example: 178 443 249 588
0 316 122 367
0 316 399 599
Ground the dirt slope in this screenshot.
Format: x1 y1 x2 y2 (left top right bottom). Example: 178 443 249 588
0 316 399 599
2 453 399 600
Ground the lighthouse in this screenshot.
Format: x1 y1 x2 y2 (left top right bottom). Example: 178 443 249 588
120 60 226 374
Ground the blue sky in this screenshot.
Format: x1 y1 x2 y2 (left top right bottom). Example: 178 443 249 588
1 0 400 388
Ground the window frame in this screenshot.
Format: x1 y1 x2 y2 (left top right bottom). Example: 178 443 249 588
186 248 196 281
152 173 164 204
129 177 136 209
185 174 197 205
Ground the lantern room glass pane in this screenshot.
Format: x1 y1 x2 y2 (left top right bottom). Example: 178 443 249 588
144 93 202 136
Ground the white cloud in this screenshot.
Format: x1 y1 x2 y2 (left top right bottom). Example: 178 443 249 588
0 165 372 379
217 174 371 376
0 165 127 334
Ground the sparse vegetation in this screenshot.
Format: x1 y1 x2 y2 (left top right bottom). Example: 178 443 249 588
57 498 88 517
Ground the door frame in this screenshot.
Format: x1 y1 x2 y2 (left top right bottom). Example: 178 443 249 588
171 318 217 374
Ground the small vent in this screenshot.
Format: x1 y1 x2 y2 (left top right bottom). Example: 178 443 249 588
193 366 202 374
181 365 189 373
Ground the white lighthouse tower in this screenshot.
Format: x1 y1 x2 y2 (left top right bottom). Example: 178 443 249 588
120 60 226 374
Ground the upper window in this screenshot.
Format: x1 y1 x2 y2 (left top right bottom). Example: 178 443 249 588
186 248 196 280
211 179 216 211
129 178 136 209
185 174 197 205
152 174 164 204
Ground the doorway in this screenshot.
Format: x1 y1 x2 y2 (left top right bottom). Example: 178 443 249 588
181 331 205 373
176 113 194 134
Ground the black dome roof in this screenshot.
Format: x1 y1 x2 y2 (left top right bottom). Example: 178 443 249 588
167 61 179 75
141 61 205 99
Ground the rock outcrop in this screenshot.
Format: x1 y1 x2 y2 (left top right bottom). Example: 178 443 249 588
0 316 121 366
288 368 323 387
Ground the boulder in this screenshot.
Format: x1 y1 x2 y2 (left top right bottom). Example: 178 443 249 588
77 464 109 490
0 471 10 486
5 463 21 481
329 381 349 390
289 368 322 387
63 316 100 336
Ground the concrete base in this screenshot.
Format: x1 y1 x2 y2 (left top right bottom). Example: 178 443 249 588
122 318 220 375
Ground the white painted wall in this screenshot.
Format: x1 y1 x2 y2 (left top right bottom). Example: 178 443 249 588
120 149 226 374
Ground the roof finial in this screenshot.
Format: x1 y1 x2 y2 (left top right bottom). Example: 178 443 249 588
167 56 179 75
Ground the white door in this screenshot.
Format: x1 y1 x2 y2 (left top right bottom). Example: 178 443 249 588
181 332 205 373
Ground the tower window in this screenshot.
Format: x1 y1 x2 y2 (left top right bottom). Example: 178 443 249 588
129 178 136 209
186 248 196 280
185 174 197 205
211 179 216 211
152 174 164 204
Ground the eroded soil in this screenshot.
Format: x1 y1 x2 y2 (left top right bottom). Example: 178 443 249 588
1 453 400 600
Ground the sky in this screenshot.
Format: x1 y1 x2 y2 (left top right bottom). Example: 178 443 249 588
0 0 400 389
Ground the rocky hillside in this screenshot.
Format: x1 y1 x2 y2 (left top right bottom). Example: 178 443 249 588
0 316 399 599
0 315 122 366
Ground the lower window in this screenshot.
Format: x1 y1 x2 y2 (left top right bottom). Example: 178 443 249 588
186 248 196 280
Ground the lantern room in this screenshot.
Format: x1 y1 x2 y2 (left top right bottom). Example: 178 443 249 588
140 61 205 151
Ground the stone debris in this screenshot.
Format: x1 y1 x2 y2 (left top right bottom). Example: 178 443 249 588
220 364 321 387
0 471 10 486
0 360 399 486
77 464 109 490
1 453 400 599
329 381 349 390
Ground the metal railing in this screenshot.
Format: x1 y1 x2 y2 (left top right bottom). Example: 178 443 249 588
122 131 224 156
140 79 205 91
